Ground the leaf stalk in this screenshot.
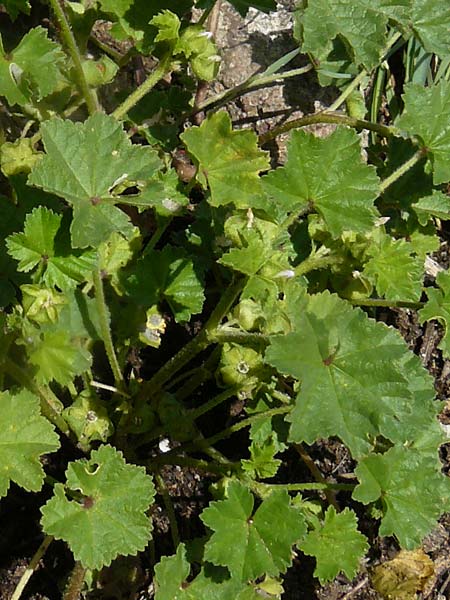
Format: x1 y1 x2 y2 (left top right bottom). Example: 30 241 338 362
112 52 173 120
92 268 125 391
47 0 98 115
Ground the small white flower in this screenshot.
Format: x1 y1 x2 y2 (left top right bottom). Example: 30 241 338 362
159 438 171 453
207 55 221 63
199 31 213 39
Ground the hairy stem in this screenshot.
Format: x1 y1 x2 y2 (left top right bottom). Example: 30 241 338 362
327 31 403 113
63 562 86 600
47 0 98 115
143 278 245 395
190 386 240 421
112 52 173 120
93 268 124 390
11 536 53 600
379 148 426 193
148 454 237 475
195 63 313 115
252 481 355 495
171 405 292 456
259 112 397 145
349 297 425 309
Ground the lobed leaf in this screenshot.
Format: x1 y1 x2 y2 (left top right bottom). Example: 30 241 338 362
353 446 450 549
363 234 424 302
300 507 368 584
266 291 437 458
28 113 161 248
0 27 65 106
262 128 380 237
0 389 60 497
41 444 155 570
396 81 450 185
6 207 96 290
29 329 92 386
181 111 269 209
201 481 306 582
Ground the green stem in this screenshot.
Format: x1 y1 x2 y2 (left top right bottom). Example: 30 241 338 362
148 454 236 475
112 52 173 120
195 64 313 114
172 405 292 455
327 31 403 113
11 536 54 600
379 148 426 193
143 278 245 395
47 0 98 115
349 297 425 309
259 112 398 145
190 386 240 421
63 562 86 600
93 268 124 390
155 472 180 550
142 217 172 256
209 329 269 347
252 481 355 494
295 250 343 277
4 357 70 435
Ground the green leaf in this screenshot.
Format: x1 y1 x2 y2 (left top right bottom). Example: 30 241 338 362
28 113 161 248
262 128 380 237
300 0 388 69
363 234 424 302
125 245 204 322
154 543 251 600
0 27 65 106
2 0 31 20
181 111 269 209
396 81 450 185
6 207 96 290
419 271 450 357
241 437 282 479
353 446 450 549
40 444 155 570
265 291 434 458
201 481 306 582
405 0 450 58
412 191 450 226
300 507 368 584
0 138 42 177
299 1 450 72
29 330 92 386
150 10 180 43
0 389 60 497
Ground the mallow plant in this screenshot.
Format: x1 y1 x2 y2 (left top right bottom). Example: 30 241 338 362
1 0 450 598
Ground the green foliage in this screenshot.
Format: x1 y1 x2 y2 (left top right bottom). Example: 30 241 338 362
419 271 450 357
28 113 161 248
40 445 155 569
300 507 368 584
201 481 306 581
262 128 380 236
396 81 450 184
0 26 65 106
181 111 269 208
1 1 450 597
0 389 60 497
